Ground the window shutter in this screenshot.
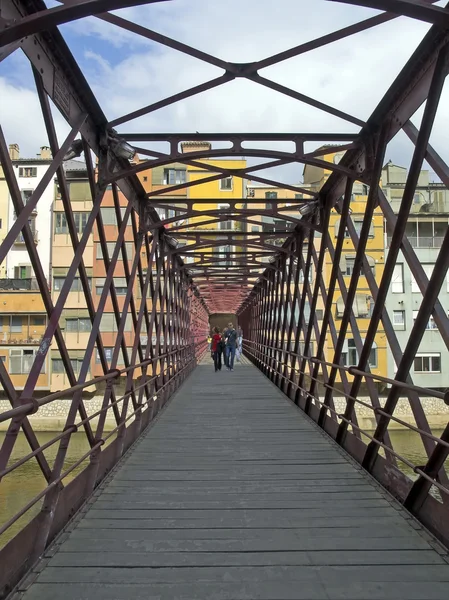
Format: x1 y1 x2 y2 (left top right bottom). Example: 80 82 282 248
336 297 345 316
334 218 340 237
356 294 369 317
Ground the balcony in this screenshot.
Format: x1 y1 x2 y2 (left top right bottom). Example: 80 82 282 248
386 236 444 249
0 335 43 345
0 278 37 291
15 230 38 245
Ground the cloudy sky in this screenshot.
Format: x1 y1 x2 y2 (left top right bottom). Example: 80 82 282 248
1 0 448 183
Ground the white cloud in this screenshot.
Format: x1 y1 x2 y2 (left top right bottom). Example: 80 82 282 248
0 74 70 157
1 0 448 180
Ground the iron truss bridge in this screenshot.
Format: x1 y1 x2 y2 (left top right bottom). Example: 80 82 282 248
1 1 449 598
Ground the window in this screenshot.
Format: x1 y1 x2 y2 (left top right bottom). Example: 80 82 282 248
354 219 374 238
11 316 22 333
66 318 92 333
345 257 358 276
393 310 405 329
163 169 186 185
220 177 233 191
412 310 437 330
295 194 303 200
95 277 128 295
334 218 374 239
219 219 233 230
414 353 441 373
15 265 31 279
265 191 278 199
336 294 370 318
21 190 34 205
19 167 37 177
55 213 68 234
74 212 89 233
99 313 133 333
53 277 91 292
218 204 232 230
31 316 46 326
216 245 232 266
392 264 404 293
96 348 113 363
299 269 313 284
251 226 259 232
316 309 324 320
55 212 88 234
52 358 84 375
100 207 126 226
96 242 133 260
341 255 375 277
411 264 433 293
414 192 424 205
341 339 377 368
10 348 44 374
265 191 277 210
52 358 64 374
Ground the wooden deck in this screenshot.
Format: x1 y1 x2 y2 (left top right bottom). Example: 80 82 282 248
18 359 449 599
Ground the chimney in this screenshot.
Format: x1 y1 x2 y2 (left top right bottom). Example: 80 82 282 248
181 141 212 154
40 146 52 160
9 144 19 160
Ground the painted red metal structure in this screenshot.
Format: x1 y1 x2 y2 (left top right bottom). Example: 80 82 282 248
1 0 449 596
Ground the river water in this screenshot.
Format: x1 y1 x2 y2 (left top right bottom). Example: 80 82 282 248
0 428 444 549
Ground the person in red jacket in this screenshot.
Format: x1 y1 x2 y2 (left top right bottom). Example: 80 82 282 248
211 327 223 372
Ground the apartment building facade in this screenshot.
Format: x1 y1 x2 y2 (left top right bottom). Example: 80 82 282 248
382 161 449 389
303 149 387 387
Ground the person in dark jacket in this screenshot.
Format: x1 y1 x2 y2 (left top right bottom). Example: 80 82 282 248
225 322 237 371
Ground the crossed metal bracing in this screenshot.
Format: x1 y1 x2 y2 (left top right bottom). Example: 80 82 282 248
1 0 449 596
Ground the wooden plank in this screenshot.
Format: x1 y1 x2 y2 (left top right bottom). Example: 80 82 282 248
21 362 449 600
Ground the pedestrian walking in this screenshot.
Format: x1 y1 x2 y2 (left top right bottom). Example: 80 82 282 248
225 322 238 371
211 327 223 372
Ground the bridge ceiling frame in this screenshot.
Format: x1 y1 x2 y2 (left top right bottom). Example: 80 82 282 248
1 0 449 594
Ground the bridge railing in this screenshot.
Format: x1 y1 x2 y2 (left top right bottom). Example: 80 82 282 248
242 338 449 548
0 339 208 597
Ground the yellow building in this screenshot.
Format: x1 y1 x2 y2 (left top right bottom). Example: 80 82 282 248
0 289 49 391
303 149 387 386
245 182 321 358
181 142 247 263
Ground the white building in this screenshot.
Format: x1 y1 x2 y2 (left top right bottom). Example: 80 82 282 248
383 161 449 390
6 144 54 283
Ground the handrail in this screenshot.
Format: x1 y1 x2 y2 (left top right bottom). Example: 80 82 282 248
0 344 199 424
242 342 449 498
0 349 201 538
243 338 449 402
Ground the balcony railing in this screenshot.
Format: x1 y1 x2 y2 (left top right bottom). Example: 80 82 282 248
0 278 33 291
0 335 44 345
386 236 444 249
15 230 38 245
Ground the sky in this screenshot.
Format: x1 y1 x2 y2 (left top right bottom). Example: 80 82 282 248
0 0 448 184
